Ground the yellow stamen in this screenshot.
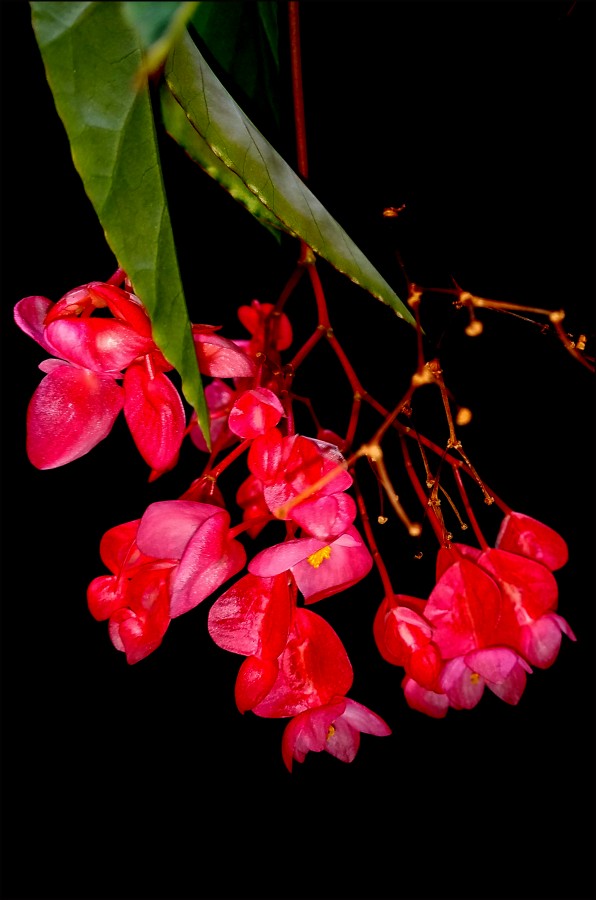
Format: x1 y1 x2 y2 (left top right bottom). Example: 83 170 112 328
470 672 480 684
327 724 336 740
307 546 332 568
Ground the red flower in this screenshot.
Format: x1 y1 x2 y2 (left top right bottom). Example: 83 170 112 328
237 299 293 355
251 607 354 717
390 513 576 718
87 519 174 664
228 388 285 439
247 428 356 540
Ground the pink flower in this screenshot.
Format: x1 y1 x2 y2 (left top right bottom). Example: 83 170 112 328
247 428 356 540
14 282 186 474
248 525 373 604
439 647 532 709
282 697 391 771
135 500 246 618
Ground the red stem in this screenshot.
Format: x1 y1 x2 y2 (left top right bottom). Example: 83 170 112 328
288 1 309 180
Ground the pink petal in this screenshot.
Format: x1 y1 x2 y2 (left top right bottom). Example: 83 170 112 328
291 492 357 541
170 516 246 617
194 330 256 378
107 567 171 664
136 500 221 559
325 717 360 763
249 536 329 577
440 657 485 709
485 663 528 705
238 300 293 351
45 317 153 373
282 701 347 770
463 647 521 683
436 543 481 580
341 698 392 736
402 677 449 718
26 365 123 468
519 613 576 668
123 362 185 472
97 520 141 572
291 526 373 604
14 295 55 352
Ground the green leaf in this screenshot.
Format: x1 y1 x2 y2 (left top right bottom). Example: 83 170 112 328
160 84 284 243
122 1 200 78
165 32 415 326
191 1 280 128
29 1 210 448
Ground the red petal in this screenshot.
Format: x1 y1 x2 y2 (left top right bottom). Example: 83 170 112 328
208 572 292 658
425 559 502 658
234 655 279 712
478 548 559 620
496 512 568 571
123 362 185 472
252 608 353 718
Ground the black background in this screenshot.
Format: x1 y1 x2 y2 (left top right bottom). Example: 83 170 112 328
1 2 595 899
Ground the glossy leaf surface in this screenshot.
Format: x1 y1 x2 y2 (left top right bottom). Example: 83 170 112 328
164 31 415 325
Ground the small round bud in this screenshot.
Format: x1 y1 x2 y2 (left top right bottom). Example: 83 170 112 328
465 320 483 337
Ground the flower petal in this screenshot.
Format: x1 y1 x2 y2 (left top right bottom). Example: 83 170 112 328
252 608 353 717
425 559 502 658
291 525 373 604
26 365 123 468
46 317 153 373
136 500 221 559
496 511 568 571
208 572 292 658
123 362 186 472
14 295 55 352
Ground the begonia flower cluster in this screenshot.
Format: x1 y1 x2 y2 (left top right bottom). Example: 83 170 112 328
374 511 576 716
14 275 576 771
